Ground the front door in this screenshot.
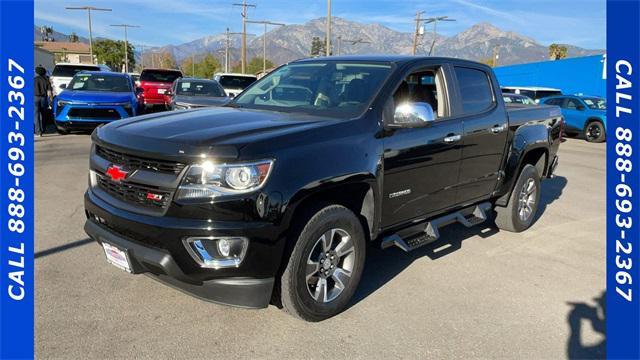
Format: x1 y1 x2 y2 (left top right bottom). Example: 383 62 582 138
382 65 463 228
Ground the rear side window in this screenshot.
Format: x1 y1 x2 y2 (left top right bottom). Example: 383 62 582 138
140 70 182 82
52 65 100 77
544 98 564 106
454 67 494 114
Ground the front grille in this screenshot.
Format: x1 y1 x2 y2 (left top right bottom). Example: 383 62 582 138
97 174 172 211
68 108 121 120
96 145 186 174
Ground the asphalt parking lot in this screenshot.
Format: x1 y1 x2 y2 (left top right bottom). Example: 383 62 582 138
35 134 605 359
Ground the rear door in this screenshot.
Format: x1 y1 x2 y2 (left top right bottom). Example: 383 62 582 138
382 62 463 227
452 66 509 204
561 97 587 131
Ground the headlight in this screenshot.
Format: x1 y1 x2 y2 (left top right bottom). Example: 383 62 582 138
176 159 273 200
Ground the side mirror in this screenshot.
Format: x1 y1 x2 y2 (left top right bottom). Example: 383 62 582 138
577 104 586 111
59 83 67 89
389 102 436 128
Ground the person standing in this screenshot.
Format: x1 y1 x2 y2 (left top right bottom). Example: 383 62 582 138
34 65 52 137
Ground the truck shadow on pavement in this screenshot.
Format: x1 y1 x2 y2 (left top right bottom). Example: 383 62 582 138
351 175 568 306
566 291 606 359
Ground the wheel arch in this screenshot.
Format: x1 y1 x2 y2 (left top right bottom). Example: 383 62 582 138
495 145 548 207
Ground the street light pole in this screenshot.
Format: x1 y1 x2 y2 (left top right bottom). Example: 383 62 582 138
110 24 140 73
224 28 243 73
247 20 285 74
66 6 112 64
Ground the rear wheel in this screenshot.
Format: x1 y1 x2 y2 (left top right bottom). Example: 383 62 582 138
495 164 541 232
584 121 606 143
280 205 366 321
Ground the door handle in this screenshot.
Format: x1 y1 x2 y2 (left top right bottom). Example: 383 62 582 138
490 124 507 134
443 134 462 143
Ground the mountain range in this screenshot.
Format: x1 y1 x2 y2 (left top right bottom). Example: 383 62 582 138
36 18 604 67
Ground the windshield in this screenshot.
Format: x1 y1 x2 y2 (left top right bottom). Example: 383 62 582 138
176 80 226 97
504 95 535 105
140 70 182 83
583 97 606 110
52 65 100 78
232 61 393 118
67 73 132 92
218 75 257 89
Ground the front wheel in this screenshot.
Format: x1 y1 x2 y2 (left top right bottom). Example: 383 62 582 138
280 205 366 321
584 121 606 143
495 164 541 232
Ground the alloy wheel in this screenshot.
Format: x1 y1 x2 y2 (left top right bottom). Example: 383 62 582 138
305 228 355 303
517 178 537 222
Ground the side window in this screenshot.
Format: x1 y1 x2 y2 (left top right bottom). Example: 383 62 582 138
454 67 494 114
566 98 581 110
545 98 562 106
392 67 447 118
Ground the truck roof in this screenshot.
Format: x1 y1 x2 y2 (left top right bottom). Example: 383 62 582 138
294 55 487 66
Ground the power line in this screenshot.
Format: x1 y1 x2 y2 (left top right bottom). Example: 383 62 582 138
246 20 285 74
110 24 140 73
425 16 456 56
65 6 112 64
232 0 256 74
224 28 243 73
336 36 371 55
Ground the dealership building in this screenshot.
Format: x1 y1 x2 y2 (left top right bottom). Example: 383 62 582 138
494 54 606 98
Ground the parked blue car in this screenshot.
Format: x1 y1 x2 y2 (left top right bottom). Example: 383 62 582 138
54 71 139 134
539 95 607 142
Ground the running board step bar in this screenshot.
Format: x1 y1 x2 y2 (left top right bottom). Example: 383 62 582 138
381 202 493 252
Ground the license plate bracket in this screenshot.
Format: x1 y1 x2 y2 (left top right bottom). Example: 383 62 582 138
102 242 132 273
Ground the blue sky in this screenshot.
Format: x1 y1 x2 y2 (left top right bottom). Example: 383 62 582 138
35 0 605 49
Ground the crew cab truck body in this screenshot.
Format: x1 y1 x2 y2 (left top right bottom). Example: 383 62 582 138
84 56 562 321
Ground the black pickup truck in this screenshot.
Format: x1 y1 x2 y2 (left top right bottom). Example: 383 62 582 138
84 56 562 321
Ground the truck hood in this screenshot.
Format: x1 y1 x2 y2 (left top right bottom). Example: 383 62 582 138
57 90 134 104
95 107 338 161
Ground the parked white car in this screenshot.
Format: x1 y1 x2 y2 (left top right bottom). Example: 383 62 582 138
50 63 111 95
212 73 257 97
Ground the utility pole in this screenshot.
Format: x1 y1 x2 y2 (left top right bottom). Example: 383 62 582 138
326 0 332 56
337 36 371 55
233 0 256 74
247 20 285 74
110 24 140 73
426 16 455 56
138 44 145 70
224 28 244 73
412 11 425 55
66 6 112 64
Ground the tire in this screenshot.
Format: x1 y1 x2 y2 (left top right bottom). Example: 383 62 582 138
495 164 541 232
584 121 606 143
280 204 366 321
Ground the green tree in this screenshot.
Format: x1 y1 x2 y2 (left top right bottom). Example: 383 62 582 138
232 57 275 74
549 43 568 60
181 54 222 78
94 39 135 71
310 36 326 57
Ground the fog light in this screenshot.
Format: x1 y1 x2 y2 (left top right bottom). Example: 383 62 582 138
183 237 248 269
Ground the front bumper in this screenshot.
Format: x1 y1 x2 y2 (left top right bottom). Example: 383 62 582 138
84 190 282 309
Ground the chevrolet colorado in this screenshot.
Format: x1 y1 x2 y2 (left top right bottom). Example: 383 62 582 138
84 56 562 321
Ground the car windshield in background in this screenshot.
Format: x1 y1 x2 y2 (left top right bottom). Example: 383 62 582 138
68 74 131 92
233 61 392 118
218 76 257 89
535 90 562 99
583 97 606 110
52 65 101 77
177 81 226 97
140 70 182 83
504 95 536 105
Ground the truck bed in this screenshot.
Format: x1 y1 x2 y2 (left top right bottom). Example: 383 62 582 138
506 104 563 127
